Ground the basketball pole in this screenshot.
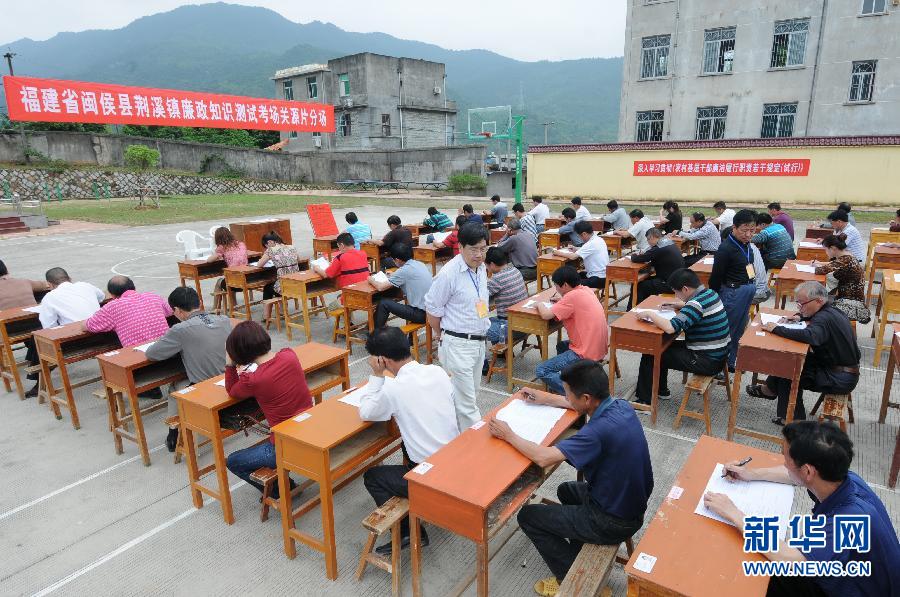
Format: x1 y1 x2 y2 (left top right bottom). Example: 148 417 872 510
513 114 525 204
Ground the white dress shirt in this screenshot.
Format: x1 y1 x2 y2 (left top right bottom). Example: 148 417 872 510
627 217 655 253
424 254 491 335
576 234 609 279
716 208 735 230
575 205 591 219
358 361 460 463
38 281 104 328
529 202 550 226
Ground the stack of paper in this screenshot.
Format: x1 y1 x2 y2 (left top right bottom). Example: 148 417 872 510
694 464 794 540
633 308 678 321
702 257 715 265
799 241 820 248
523 299 553 310
495 399 567 444
431 232 451 244
310 257 331 270
794 264 817 273
370 271 390 285
338 386 368 408
759 313 806 330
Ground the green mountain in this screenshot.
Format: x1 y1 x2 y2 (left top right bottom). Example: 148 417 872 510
1 2 622 145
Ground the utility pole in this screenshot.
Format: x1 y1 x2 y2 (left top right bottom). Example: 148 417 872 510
542 121 556 145
3 49 29 162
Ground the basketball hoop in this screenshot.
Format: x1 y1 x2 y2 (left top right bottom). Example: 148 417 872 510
477 131 493 139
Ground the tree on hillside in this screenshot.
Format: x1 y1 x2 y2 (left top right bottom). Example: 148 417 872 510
121 125 279 149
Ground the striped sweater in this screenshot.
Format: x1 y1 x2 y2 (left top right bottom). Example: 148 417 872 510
670 287 731 360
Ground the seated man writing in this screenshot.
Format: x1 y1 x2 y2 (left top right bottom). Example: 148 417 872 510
359 327 460 555
747 281 860 425
554 220 608 290
344 211 372 250
629 227 685 308
314 232 371 312
490 360 653 597
432 214 467 256
704 420 899 597
38 267 104 330
633 269 731 406
752 212 795 271
484 246 529 374
534 266 608 395
145 287 231 452
369 243 433 329
373 215 413 269
557 207 586 248
614 209 655 253
676 211 721 267
497 218 539 282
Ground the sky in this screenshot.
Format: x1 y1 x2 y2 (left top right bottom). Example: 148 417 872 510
0 0 627 62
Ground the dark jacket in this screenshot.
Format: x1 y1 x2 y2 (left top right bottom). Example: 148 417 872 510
773 304 860 369
630 242 685 282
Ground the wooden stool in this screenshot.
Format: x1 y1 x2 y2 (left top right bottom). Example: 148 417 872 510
557 538 634 596
24 364 49 404
356 496 409 596
250 467 279 522
486 343 509 382
400 322 426 362
263 297 283 332
330 308 348 343
810 393 854 432
873 274 900 366
674 374 715 435
211 286 228 315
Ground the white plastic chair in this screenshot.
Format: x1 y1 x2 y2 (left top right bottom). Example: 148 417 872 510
176 230 213 260
209 225 226 240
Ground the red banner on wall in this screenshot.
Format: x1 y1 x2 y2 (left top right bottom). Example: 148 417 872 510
633 159 810 176
2 75 334 133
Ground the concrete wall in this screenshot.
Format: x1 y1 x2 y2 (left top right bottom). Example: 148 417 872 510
619 0 900 142
527 141 900 205
0 130 484 184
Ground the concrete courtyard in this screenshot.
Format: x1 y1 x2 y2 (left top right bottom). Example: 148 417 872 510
0 204 897 597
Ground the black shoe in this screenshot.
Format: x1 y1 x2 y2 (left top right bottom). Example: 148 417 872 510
26 371 39 381
714 372 725 381
658 388 670 398
375 528 430 556
25 383 39 398
482 359 490 376
166 427 179 452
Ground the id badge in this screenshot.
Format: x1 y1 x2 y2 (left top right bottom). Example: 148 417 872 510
745 263 755 280
475 300 489 318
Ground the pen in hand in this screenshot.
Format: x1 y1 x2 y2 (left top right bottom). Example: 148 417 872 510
722 456 753 478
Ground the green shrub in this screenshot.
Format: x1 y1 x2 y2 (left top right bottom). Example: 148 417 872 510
447 173 487 192
124 145 160 171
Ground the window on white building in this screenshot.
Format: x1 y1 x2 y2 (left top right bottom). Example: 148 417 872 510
381 114 391 137
635 110 664 142
339 113 352 136
770 19 809 68
640 35 671 78
306 77 318 100
849 60 876 102
860 0 886 15
338 73 350 97
761 103 797 138
282 80 293 101
703 27 736 74
695 106 727 140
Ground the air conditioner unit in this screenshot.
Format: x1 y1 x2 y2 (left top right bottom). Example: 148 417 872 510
341 97 353 107
433 86 442 95
313 136 322 148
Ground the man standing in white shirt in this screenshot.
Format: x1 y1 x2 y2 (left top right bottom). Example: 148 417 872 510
529 196 551 234
39 267 104 329
571 197 591 220
425 223 490 429
360 326 460 555
614 209 655 253
554 221 608 289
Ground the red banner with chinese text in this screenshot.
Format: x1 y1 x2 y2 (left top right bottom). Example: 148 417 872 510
633 159 810 176
3 75 334 133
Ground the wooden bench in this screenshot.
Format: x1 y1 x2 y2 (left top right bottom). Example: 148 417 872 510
486 335 543 382
674 374 715 435
810 392 854 432
557 539 634 597
400 322 434 364
356 496 409 596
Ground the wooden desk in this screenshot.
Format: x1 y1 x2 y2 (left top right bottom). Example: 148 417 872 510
223 265 277 321
727 308 808 446
867 244 900 306
625 435 783 597
175 342 350 524
341 280 403 348
608 295 675 426
489 228 507 244
273 384 402 580
600 233 632 259
884 323 900 488
804 225 832 240
97 345 188 466
867 228 900 266
795 239 827 262
280 271 339 342
604 257 651 316
689 257 713 288
537 252 581 292
408 391 579 597
670 236 698 256
177 251 262 310
0 306 41 398
404 224 428 237
230 219 292 253
773 260 826 308
506 288 565 392
33 323 120 429
588 218 611 233
538 230 561 250
874 270 900 367
413 243 453 275
360 241 384 272
313 235 339 259
545 217 563 230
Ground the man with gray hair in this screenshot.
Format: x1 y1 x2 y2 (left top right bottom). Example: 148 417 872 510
746 281 860 425
38 267 104 330
498 218 538 281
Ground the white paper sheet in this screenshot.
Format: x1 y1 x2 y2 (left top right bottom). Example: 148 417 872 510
431 232 451 243
695 464 794 540
522 300 553 310
794 264 817 273
310 257 331 270
702 257 715 265
633 308 678 321
894 273 900 283
759 312 806 330
21 306 41 313
495 399 566 445
215 379 226 387
370 271 390 285
338 386 368 408
133 342 155 352
798 241 820 248
545 228 559 234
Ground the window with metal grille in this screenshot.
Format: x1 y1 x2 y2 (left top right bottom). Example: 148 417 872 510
703 27 736 74
339 113 351 136
861 0 886 15
338 74 350 97
306 77 318 99
760 103 797 138
381 114 391 137
289 131 298 138
282 80 293 101
641 35 671 78
635 110 664 142
849 60 876 102
770 19 809 68
695 106 728 140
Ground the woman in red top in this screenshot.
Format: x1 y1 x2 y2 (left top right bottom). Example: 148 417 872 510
433 214 467 256
224 321 312 497
208 227 248 313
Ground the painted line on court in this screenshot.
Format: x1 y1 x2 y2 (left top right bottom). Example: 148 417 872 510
0 445 166 522
110 255 180 279
30 481 246 597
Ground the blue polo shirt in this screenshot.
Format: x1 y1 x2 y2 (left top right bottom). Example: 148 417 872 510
806 471 900 596
556 399 653 521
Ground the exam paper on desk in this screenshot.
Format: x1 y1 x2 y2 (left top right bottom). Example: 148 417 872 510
370 271 390 285
695 463 794 540
338 386 368 408
523 300 553 310
798 241 820 248
633 308 678 321
495 399 566 445
21 306 42 313
793 264 817 273
310 257 331 270
702 257 715 265
759 313 807 330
